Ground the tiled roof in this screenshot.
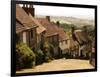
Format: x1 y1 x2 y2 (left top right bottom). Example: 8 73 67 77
29 13 46 34
51 23 68 41
37 18 58 37
16 20 27 33
37 18 68 41
16 4 37 29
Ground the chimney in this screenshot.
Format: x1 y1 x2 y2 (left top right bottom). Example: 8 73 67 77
56 21 60 27
29 4 35 17
22 4 35 17
71 26 75 38
22 4 29 14
46 16 50 22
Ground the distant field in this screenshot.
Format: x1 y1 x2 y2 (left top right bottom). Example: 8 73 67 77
51 16 94 28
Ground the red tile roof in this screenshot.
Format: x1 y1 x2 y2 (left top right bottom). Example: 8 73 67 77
51 23 68 41
37 18 68 41
29 14 46 34
16 20 27 33
16 4 37 29
37 18 58 37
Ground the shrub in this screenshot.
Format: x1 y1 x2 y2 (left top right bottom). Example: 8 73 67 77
16 43 35 70
35 49 45 65
43 43 55 61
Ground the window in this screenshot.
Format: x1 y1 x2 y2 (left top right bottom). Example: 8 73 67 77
53 36 57 42
16 33 23 44
30 30 33 38
65 40 67 44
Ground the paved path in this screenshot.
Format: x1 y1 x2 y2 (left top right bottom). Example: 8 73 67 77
16 58 94 73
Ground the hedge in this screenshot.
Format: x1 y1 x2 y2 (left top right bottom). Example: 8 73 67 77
16 43 35 70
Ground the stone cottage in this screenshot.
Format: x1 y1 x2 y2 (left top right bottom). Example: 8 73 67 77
22 4 46 51
37 16 60 58
16 4 38 51
72 27 92 59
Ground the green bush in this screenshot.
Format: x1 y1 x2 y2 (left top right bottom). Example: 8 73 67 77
16 43 36 70
43 43 55 61
34 49 45 65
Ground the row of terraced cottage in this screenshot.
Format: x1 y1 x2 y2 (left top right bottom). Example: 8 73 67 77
16 4 93 67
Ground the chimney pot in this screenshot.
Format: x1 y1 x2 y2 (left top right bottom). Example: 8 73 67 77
26 4 28 8
30 4 33 8
22 4 35 17
23 4 25 7
29 4 34 17
29 4 32 8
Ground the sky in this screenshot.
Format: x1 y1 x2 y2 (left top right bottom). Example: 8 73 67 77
19 0 95 20
34 5 95 20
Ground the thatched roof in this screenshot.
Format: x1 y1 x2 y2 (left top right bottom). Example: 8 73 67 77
73 30 90 45
16 4 37 29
